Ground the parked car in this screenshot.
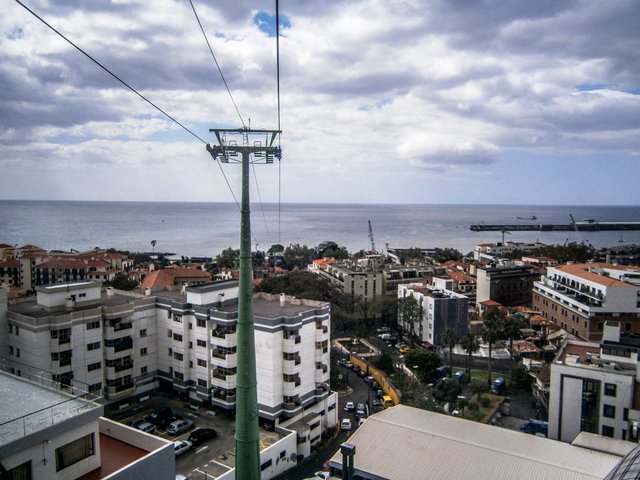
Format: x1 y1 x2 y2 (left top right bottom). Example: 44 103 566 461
174 440 192 456
356 403 367 417
340 419 352 431
137 422 156 434
146 407 173 428
520 419 548 437
127 418 146 429
399 345 410 354
188 428 217 446
372 400 384 412
166 419 194 436
490 377 506 395
344 401 355 412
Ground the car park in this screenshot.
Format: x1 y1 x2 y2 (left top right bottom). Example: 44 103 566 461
340 419 352 431
188 427 217 446
174 440 192 456
344 401 355 412
166 419 194 436
137 422 156 434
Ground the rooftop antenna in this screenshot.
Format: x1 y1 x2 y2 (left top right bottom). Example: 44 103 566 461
206 127 281 480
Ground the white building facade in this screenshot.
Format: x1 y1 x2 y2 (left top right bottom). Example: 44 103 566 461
398 284 468 347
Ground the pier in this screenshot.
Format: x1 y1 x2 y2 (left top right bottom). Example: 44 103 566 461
470 222 640 232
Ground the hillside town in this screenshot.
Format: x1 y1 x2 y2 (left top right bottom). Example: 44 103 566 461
1 239 640 479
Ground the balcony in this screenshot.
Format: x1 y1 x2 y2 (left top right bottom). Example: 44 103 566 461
211 352 237 369
211 372 237 389
104 382 135 398
283 336 301 353
283 359 299 375
210 332 237 348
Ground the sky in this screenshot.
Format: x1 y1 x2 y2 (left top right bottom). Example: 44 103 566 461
1 0 639 205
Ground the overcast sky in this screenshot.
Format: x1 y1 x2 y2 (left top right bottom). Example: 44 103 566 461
2 0 639 205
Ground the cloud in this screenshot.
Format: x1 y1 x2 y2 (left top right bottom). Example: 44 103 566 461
397 134 500 169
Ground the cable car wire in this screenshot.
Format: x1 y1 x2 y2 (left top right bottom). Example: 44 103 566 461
188 0 246 128
14 0 208 145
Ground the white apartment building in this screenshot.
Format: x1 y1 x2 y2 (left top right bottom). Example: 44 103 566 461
0 365 174 480
548 322 640 444
4 281 159 404
398 283 468 347
155 283 337 440
533 263 640 341
473 241 545 262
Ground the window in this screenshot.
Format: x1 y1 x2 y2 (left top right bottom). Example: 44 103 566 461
197 358 207 367
16 348 20 358
174 352 184 361
9 346 13 356
15 326 19 336
167 329 172 338
602 425 614 437
173 333 183 342
604 383 617 397
603 404 616 418
141 366 148 375
88 362 101 372
197 318 206 328
168 348 173 356
51 352 59 361
261 459 272 471
140 328 147 337
88 382 102 393
197 339 206 348
6 460 32 480
8 324 12 334
198 378 207 387
140 347 147 356
55 433 95 471
174 371 184 380
87 341 101 351
86 321 100 330
189 342 193 349
173 315 182 323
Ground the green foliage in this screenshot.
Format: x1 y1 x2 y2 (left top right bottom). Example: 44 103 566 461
396 248 424 263
511 363 533 391
431 378 463 404
106 272 138 291
283 243 317 270
215 247 240 269
372 352 395 374
501 242 595 263
255 271 334 302
398 294 421 346
468 401 480 412
469 380 488 399
432 247 463 262
267 244 285 253
479 396 491 408
405 350 443 383
370 296 399 332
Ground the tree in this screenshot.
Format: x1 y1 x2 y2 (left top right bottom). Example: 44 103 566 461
432 248 463 263
107 272 138 291
372 352 394 374
283 243 316 270
431 378 463 404
404 350 442 384
216 247 240 269
503 313 526 382
511 363 533 391
398 294 421 347
482 307 506 387
441 329 459 377
461 332 480 382
151 240 157 254
370 296 399 332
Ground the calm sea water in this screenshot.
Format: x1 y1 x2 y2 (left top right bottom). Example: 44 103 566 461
0 201 639 258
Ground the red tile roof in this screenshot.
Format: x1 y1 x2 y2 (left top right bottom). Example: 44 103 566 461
139 268 211 289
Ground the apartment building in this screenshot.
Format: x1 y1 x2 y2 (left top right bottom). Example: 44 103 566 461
532 263 640 341
473 241 545 262
398 283 468 347
4 281 159 404
548 322 640 444
311 260 384 306
0 364 174 480
475 264 539 309
155 283 337 436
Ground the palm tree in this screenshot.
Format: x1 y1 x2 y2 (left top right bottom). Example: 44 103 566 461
461 332 479 383
503 313 526 382
441 328 458 377
151 240 157 254
482 307 506 387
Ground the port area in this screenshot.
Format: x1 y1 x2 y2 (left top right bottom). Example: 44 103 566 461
470 222 640 232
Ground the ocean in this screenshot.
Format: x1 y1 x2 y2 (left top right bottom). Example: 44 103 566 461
0 201 639 258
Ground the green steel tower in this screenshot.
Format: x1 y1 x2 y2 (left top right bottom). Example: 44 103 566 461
206 127 281 480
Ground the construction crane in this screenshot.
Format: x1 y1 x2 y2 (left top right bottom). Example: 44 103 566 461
368 220 376 253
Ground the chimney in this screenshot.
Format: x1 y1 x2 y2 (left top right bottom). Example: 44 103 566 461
280 293 286 307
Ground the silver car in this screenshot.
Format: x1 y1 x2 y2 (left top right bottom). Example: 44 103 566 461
166 419 194 435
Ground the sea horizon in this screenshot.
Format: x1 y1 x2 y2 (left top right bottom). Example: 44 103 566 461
1 200 639 258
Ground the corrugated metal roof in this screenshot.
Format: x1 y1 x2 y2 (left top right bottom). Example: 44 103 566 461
330 405 623 480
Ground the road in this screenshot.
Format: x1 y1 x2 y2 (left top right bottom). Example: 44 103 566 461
272 359 375 480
